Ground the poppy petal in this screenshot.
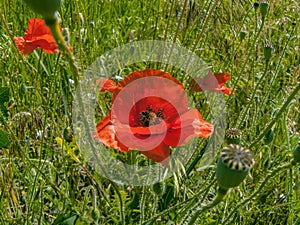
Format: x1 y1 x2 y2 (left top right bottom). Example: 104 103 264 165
190 69 232 95
13 37 36 54
92 78 117 92
94 116 128 152
139 143 170 167
25 18 53 39
114 121 167 151
14 18 64 54
111 69 188 125
164 108 213 146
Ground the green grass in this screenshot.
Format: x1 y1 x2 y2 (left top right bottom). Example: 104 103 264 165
0 0 299 224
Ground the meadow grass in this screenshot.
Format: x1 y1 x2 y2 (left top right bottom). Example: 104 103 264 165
0 0 299 224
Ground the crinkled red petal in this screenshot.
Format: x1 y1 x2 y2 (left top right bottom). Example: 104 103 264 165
139 143 170 167
164 108 213 146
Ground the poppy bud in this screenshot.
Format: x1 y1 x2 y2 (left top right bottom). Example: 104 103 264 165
20 83 27 96
264 44 274 62
292 142 300 164
62 28 70 44
63 126 73 143
254 2 259 11
216 145 255 191
23 0 62 19
225 128 242 144
263 128 274 145
260 1 269 18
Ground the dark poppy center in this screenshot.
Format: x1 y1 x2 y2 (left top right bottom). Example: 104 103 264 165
139 105 166 127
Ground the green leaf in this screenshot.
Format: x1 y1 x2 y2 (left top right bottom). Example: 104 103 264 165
0 87 9 117
52 213 79 225
0 129 11 148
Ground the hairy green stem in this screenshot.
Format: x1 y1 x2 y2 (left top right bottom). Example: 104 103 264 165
227 16 266 104
184 188 227 225
238 62 269 128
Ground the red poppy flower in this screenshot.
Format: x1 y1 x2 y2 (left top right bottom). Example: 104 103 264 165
94 69 214 166
13 18 58 54
190 69 232 95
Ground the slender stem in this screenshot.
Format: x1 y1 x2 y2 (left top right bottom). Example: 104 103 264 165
46 16 126 225
45 18 79 86
227 15 266 104
248 81 300 149
237 62 269 128
142 179 216 225
184 188 227 225
223 162 293 224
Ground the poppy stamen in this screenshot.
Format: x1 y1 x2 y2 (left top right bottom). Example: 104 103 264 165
139 105 166 127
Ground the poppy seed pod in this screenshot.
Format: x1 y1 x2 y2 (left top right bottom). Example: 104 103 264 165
216 145 255 191
260 1 269 18
23 0 62 19
225 128 242 144
292 142 300 164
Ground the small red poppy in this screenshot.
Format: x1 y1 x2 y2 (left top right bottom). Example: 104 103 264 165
14 18 59 54
94 69 214 166
191 69 232 95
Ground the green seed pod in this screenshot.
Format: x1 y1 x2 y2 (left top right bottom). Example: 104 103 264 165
23 0 62 19
216 145 255 191
292 142 300 164
20 83 27 96
225 128 242 144
260 1 269 18
263 128 274 145
264 44 274 62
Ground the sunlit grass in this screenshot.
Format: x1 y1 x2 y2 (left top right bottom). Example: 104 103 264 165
0 0 299 224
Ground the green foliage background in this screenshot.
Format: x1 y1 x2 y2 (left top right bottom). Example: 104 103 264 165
0 0 299 224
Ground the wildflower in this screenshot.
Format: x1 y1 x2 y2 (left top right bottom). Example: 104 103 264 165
14 18 58 54
216 144 254 191
94 69 214 166
190 69 232 95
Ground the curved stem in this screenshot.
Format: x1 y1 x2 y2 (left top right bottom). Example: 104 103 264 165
184 188 227 225
45 18 79 87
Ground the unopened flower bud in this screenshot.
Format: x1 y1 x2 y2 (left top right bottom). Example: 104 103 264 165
23 0 62 19
292 142 300 164
216 145 255 191
254 2 259 11
260 1 269 18
263 128 274 145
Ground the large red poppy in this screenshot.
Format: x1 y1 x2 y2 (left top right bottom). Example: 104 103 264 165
14 18 58 54
191 69 232 95
94 69 214 166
